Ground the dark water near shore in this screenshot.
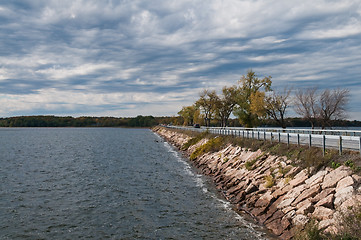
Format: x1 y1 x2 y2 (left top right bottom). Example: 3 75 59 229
0 128 270 239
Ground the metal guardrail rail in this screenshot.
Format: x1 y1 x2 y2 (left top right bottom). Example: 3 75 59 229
167 126 361 155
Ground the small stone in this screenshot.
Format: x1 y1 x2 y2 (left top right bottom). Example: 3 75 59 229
283 209 296 220
284 166 301 178
313 206 334 220
315 194 334 209
318 219 336 230
312 188 335 203
266 218 284 236
264 210 284 225
245 183 258 194
296 200 315 215
279 230 294 240
251 207 267 216
281 217 291 230
336 176 354 190
283 184 306 200
255 191 274 208
352 174 361 184
272 184 292 199
277 197 295 209
292 214 309 226
338 195 361 212
282 206 296 215
324 225 338 235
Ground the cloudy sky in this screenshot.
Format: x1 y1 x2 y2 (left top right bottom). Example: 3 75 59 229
1 0 361 119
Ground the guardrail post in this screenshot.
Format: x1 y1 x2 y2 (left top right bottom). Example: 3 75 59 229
270 132 273 143
322 135 326 157
247 131 249 139
339 136 342 155
287 133 290 146
258 131 260 140
297 134 300 146
243 131 245 138
309 134 312 148
278 133 281 143
252 131 254 139
264 131 266 141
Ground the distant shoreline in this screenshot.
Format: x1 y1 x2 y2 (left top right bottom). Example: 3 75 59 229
1 115 361 128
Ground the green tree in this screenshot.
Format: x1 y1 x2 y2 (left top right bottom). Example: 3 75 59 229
233 70 272 127
215 85 239 127
178 105 198 126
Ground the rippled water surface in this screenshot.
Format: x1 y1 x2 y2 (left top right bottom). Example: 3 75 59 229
0 128 270 239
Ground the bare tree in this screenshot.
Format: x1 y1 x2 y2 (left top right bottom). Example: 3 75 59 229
294 87 349 129
195 89 219 127
294 88 319 129
265 87 292 128
319 88 349 128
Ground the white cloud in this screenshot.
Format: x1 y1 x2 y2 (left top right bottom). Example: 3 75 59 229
35 63 113 80
0 0 360 119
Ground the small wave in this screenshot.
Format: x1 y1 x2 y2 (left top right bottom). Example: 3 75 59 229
158 133 270 240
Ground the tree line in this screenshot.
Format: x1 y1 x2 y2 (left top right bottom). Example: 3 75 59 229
0 115 157 128
178 70 350 129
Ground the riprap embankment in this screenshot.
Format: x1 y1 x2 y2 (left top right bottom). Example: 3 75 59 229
153 127 361 239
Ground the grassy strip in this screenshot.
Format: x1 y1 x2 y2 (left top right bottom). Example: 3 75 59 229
164 127 361 174
190 136 225 160
181 131 210 150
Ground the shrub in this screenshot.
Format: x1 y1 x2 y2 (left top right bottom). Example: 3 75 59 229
331 161 341 169
181 131 210 150
264 175 275 188
293 219 324 240
334 203 361 239
190 136 224 160
245 159 257 170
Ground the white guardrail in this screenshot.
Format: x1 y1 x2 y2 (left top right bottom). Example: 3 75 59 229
166 126 361 155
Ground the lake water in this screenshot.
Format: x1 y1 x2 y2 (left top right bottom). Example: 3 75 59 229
0 128 271 239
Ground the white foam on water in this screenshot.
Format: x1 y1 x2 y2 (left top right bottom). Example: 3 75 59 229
204 187 268 240
156 133 269 239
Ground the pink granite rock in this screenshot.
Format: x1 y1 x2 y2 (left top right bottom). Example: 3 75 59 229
288 170 308 187
319 219 336 230
293 184 321 206
322 166 352 189
336 176 354 190
312 188 335 203
296 200 314 215
305 170 328 187
315 194 334 209
292 214 309 226
313 206 335 220
334 186 354 207
255 191 274 208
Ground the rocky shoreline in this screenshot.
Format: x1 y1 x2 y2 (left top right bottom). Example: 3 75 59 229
153 127 361 239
